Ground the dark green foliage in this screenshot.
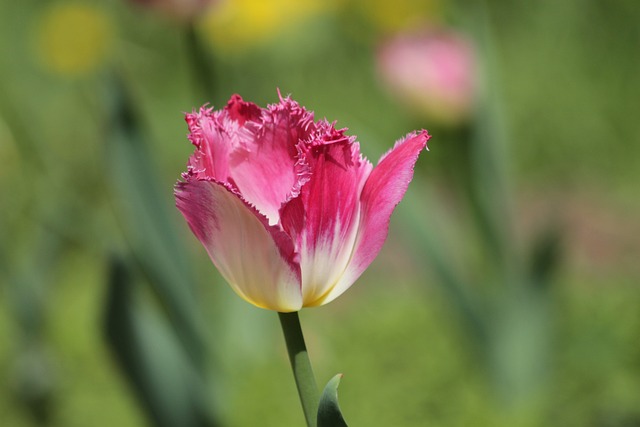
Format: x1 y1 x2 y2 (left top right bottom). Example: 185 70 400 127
317 375 348 427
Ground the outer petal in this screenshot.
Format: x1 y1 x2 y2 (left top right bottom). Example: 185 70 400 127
281 127 373 307
316 130 430 305
175 179 303 312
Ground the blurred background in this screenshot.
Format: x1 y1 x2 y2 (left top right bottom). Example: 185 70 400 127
1 0 639 426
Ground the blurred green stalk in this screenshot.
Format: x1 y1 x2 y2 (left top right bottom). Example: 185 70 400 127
278 312 320 427
186 23 215 104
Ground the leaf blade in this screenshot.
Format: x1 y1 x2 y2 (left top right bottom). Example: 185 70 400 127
317 374 348 427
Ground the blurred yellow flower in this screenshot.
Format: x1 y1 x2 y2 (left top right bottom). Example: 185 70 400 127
201 0 333 52
33 3 113 77
129 0 217 22
353 0 442 32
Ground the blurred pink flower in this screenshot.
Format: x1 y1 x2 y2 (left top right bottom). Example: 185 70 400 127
378 28 478 124
175 94 430 312
131 0 215 21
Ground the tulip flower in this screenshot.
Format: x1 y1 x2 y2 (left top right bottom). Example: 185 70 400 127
202 0 330 52
175 93 429 312
377 28 478 125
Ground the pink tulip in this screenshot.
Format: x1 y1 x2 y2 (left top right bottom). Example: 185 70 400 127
175 93 430 312
378 28 478 124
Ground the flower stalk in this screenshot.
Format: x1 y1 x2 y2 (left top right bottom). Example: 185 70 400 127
278 311 319 427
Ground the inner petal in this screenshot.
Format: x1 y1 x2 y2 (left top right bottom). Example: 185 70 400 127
227 97 315 225
281 132 373 305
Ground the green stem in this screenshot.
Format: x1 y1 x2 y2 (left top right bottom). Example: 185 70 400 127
185 22 216 104
278 312 319 427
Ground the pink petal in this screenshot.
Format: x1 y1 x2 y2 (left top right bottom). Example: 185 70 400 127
281 125 373 306
175 179 303 312
225 94 262 125
318 130 430 305
226 96 314 224
185 95 314 225
185 105 233 182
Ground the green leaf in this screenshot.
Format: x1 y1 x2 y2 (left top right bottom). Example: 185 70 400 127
399 191 488 345
528 223 562 291
317 374 348 427
104 74 206 369
103 254 220 427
